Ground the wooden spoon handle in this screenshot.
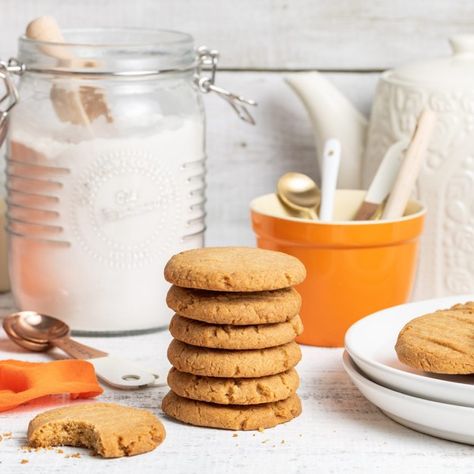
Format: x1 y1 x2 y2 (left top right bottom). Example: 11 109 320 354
354 201 379 220
25 16 101 127
26 16 72 60
382 109 436 220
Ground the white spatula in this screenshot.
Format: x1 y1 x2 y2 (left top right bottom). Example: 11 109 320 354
353 139 408 220
319 139 341 221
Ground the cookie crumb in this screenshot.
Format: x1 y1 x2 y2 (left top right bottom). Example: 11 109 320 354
258 427 265 433
56 448 64 454
232 434 238 438
281 440 285 444
20 459 29 464
65 453 81 459
262 439 269 444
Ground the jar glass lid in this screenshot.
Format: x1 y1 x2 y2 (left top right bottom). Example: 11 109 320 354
18 28 196 76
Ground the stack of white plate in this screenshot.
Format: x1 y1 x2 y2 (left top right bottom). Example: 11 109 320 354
344 294 474 445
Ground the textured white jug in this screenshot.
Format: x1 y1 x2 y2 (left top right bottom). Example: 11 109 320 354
364 36 474 300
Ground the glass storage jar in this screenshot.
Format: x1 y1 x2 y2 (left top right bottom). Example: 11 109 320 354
0 28 255 334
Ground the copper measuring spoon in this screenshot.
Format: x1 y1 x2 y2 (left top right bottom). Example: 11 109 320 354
2 311 160 389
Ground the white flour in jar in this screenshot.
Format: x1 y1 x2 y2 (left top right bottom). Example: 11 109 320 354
7 116 205 333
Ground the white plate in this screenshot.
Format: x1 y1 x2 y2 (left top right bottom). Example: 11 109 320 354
342 351 474 445
345 295 474 407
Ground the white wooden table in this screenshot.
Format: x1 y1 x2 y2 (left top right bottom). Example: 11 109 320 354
0 293 473 473
2 1 474 246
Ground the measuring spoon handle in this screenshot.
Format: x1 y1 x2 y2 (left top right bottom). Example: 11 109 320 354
52 336 108 359
52 336 160 389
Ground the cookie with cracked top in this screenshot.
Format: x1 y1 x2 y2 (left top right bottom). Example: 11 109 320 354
166 285 301 325
167 367 300 405
395 302 474 374
167 339 302 378
161 391 302 430
169 314 303 350
164 247 306 292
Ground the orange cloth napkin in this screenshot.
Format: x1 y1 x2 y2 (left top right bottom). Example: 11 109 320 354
0 359 103 412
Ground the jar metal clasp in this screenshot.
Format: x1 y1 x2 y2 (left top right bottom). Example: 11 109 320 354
0 59 23 147
195 46 257 125
0 47 257 139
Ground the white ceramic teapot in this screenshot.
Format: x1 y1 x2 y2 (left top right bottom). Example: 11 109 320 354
286 35 474 300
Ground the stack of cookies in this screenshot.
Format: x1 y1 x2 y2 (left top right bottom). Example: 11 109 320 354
161 247 306 431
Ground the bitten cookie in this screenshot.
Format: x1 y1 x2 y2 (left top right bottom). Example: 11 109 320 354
169 314 303 350
164 247 306 291
168 339 302 378
167 368 300 405
395 302 474 374
162 391 302 430
167 286 301 325
28 403 166 458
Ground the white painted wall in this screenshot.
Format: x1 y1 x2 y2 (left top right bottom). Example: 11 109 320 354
0 0 471 244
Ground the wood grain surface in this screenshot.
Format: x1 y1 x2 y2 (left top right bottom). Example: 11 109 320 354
0 290 473 473
0 3 472 471
0 0 468 246
0 0 472 70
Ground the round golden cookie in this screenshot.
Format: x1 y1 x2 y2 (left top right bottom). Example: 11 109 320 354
166 285 301 325
28 402 165 458
167 367 300 405
169 314 303 350
162 391 302 430
395 302 474 374
167 339 302 378
164 247 306 291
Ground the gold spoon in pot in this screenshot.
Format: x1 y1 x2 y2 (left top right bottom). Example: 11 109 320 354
277 172 321 219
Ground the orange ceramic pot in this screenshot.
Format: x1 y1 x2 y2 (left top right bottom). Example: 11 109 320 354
250 191 426 347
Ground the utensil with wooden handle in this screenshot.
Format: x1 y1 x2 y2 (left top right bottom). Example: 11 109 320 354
382 109 437 220
3 311 161 389
26 16 112 126
319 138 341 221
353 139 408 220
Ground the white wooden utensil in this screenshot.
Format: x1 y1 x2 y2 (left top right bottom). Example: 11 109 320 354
354 139 408 220
382 109 437 220
319 138 341 221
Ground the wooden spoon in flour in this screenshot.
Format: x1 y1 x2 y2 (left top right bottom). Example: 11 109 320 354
26 16 112 126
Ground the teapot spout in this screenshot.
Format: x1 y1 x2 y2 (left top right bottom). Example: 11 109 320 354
285 72 368 189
